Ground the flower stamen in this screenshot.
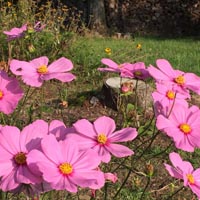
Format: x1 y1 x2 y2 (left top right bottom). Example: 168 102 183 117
179 123 191 134
174 75 185 85
187 174 195 184
37 65 48 74
59 163 73 175
14 152 27 165
97 134 107 145
166 90 175 100
0 90 4 99
134 70 142 76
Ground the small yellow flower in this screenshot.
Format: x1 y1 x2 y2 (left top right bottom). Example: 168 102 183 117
7 2 12 7
136 43 142 50
105 47 111 55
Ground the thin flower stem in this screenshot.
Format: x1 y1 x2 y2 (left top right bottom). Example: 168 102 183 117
11 86 31 125
0 112 6 125
167 92 177 118
165 186 184 200
113 169 132 199
140 177 151 200
104 182 108 200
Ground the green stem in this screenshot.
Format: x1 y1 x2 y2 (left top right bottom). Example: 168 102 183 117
140 177 151 200
11 86 31 125
0 112 6 125
113 169 132 198
165 186 184 200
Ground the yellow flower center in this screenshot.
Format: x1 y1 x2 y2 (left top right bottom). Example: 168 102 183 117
37 65 48 74
97 134 107 145
174 75 185 85
179 123 191 134
134 70 142 76
166 90 175 99
59 163 73 175
187 174 195 184
14 152 27 165
0 90 4 99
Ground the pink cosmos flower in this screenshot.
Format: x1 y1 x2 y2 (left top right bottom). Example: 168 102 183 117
69 116 138 163
152 82 189 108
27 134 105 193
3 24 27 41
156 103 200 152
165 152 200 199
0 70 24 114
124 62 150 80
10 56 76 87
98 58 134 78
148 59 200 95
0 120 48 191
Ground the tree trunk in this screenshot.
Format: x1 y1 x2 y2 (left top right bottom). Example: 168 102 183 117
88 0 107 34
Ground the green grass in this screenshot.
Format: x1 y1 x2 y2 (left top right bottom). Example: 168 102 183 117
67 36 200 75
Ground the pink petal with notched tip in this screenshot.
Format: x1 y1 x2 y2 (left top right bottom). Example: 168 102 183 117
41 134 64 164
94 116 116 137
48 57 74 72
0 126 20 154
73 119 97 139
30 56 49 68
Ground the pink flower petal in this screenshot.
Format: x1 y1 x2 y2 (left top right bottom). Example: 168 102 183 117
48 57 73 72
41 134 64 164
164 163 183 179
94 116 116 137
0 170 19 191
105 143 134 158
101 58 119 69
109 127 137 142
73 119 97 138
0 126 20 154
156 59 178 78
20 120 48 152
93 145 111 163
43 72 76 82
30 56 49 68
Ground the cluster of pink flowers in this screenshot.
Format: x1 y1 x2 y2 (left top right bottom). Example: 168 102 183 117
149 59 200 152
148 59 200 198
98 57 200 199
0 117 137 197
